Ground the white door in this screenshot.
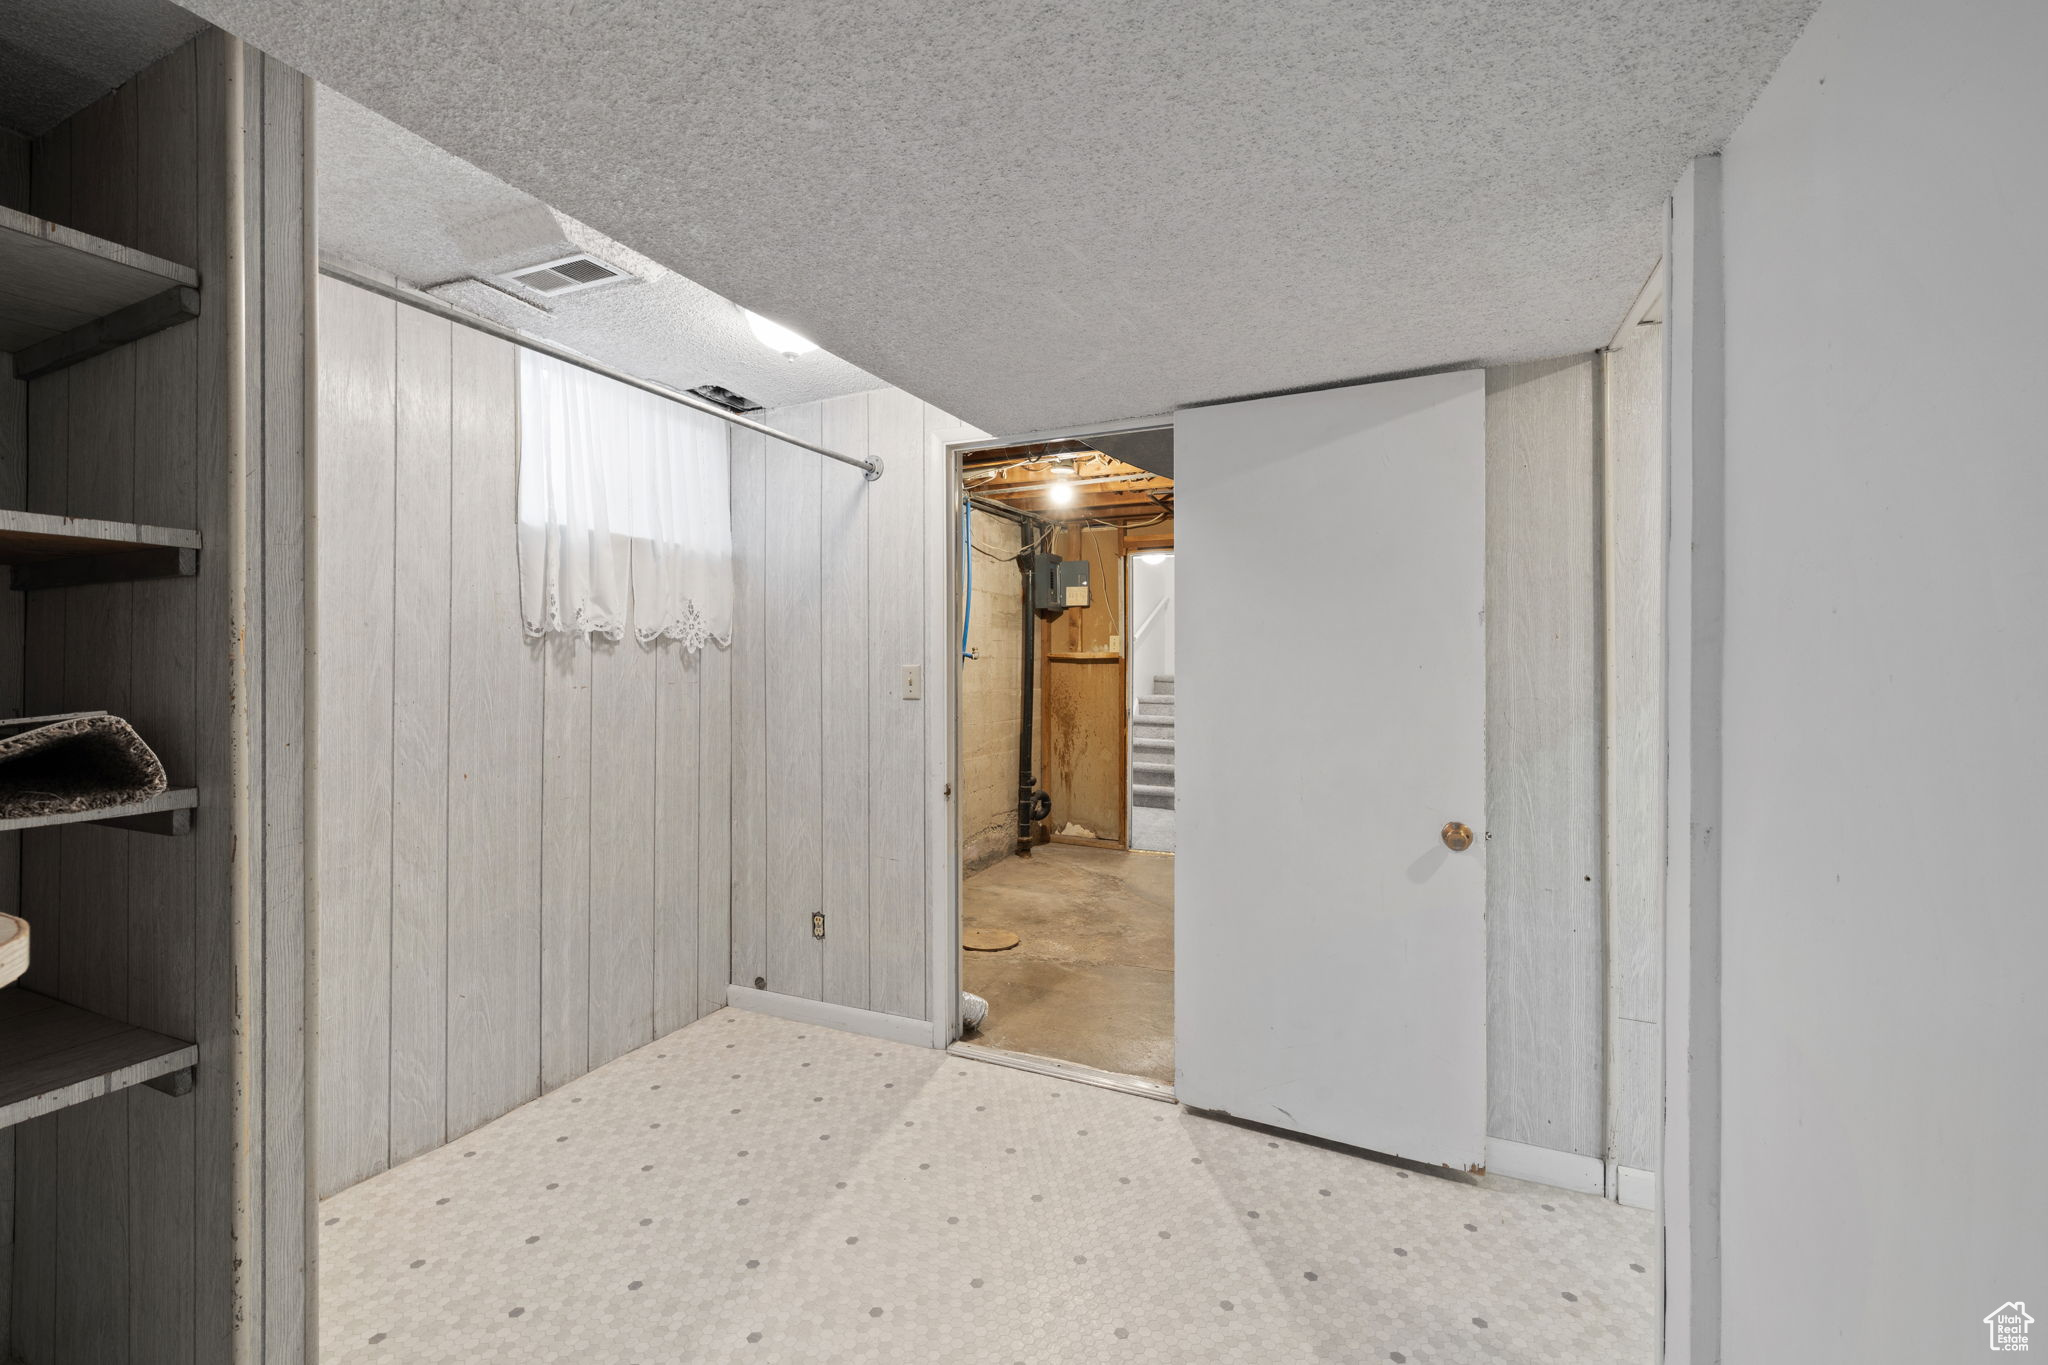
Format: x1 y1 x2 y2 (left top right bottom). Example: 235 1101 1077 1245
1174 369 1487 1170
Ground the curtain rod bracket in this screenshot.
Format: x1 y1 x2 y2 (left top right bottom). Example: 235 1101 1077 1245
864 456 885 481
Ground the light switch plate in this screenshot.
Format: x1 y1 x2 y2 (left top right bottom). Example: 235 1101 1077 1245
901 665 922 700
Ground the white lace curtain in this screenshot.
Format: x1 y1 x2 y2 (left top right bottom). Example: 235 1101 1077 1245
517 349 734 651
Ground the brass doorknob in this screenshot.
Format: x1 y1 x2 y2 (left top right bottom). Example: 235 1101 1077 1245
1441 822 1474 852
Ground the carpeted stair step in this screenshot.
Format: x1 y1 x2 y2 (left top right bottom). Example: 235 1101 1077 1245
1133 782 1175 809
1132 761 1175 789
1136 697 1176 717
1153 675 1174 696
1132 717 1175 740
1132 737 1175 756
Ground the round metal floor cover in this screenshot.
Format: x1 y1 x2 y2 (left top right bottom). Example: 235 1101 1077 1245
962 927 1021 952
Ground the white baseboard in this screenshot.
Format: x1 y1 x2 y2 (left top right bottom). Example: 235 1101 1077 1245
1485 1137 1606 1195
725 985 936 1049
1612 1163 1658 1210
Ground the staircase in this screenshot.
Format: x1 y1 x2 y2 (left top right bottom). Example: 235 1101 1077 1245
1131 674 1175 810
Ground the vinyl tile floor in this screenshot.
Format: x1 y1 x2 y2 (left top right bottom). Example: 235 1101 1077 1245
320 1008 1655 1364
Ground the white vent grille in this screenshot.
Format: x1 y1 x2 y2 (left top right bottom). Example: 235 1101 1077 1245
504 253 628 297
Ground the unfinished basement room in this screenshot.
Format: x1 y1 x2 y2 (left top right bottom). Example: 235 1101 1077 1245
1 1 2042 1363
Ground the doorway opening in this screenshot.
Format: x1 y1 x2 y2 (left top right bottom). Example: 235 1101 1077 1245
952 438 1176 1088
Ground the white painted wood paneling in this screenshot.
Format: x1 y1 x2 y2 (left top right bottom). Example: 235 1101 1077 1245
539 641 592 1090
1603 323 1664 1174
764 403 825 1000
1483 355 1606 1160
696 630 732 1017
312 282 738 1196
728 426 769 992
443 325 543 1139
389 301 451 1167
313 276 396 1193
653 635 701 1035
588 625 658 1062
728 387 955 1026
819 394 871 1009
865 390 929 1020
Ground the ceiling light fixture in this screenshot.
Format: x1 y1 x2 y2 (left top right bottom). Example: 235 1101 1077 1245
742 308 818 359
1138 552 1168 565
1045 470 1077 507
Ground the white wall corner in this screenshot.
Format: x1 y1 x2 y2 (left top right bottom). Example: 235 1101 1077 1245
725 985 936 1050
1485 1138 1606 1196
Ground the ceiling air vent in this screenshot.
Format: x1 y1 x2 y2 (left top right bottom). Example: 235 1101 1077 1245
503 252 629 297
689 384 763 414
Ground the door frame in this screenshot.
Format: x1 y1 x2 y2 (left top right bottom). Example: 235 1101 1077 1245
926 416 1173 1055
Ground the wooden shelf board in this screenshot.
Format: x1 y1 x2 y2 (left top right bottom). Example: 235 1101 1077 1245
0 509 202 588
0 205 198 355
0 786 198 833
0 509 201 563
0 988 197 1129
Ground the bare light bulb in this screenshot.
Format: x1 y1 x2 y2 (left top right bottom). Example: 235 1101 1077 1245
742 308 818 358
1046 477 1076 506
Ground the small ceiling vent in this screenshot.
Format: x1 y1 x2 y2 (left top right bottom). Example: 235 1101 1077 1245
503 252 629 297
689 384 763 414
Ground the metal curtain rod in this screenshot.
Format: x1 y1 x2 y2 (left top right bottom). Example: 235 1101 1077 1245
318 263 882 479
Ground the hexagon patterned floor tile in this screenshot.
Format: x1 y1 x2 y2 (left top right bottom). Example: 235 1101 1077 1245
321 1008 1654 1364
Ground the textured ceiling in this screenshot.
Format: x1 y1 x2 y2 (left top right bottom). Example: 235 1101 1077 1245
319 90 883 411
0 0 209 136
186 0 1815 436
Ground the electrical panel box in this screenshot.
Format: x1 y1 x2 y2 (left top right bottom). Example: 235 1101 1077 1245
1029 554 1091 614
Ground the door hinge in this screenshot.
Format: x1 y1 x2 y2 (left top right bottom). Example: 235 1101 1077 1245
812 912 826 940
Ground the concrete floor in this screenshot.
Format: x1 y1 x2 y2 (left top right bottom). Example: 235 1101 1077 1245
961 842 1174 1085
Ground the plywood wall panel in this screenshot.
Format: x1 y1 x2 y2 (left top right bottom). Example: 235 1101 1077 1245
444 326 543 1140
763 404 824 1000
539 642 593 1090
313 282 738 1195
312 277 397 1193
653 636 702 1035
727 426 769 991
588 629 658 1062
695 635 733 1017
730 388 959 1023
389 304 454 1166
819 394 872 1009
1483 355 1606 1160
865 390 929 1019
1603 325 1665 1173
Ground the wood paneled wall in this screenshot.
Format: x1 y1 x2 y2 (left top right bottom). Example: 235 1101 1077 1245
1040 525 1126 845
8 33 310 1365
1483 355 1606 1160
313 279 732 1195
1603 325 1664 1174
729 390 970 1021
0 139 25 1347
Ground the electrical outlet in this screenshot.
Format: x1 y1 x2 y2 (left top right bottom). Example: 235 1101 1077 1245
901 665 922 700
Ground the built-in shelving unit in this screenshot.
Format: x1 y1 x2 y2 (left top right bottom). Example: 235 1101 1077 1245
0 204 200 380
0 988 198 1130
0 508 201 588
